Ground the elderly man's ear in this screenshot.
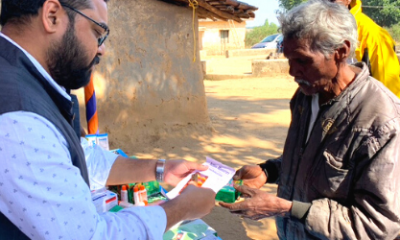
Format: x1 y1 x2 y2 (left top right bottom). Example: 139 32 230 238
334 40 352 61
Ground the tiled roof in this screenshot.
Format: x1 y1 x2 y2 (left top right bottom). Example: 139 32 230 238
158 0 258 22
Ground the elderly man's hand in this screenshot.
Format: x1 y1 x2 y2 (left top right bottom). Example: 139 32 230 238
219 185 292 220
234 165 267 189
164 160 208 186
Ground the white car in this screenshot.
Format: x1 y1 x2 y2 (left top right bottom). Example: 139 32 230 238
251 34 283 49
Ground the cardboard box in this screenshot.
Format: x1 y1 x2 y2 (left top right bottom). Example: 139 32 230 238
91 189 118 213
215 179 242 203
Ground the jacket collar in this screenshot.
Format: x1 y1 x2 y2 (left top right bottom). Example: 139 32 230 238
320 62 369 107
318 62 369 139
0 35 75 125
0 32 71 101
335 62 370 103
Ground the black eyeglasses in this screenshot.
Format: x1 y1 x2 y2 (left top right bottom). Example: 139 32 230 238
61 4 110 46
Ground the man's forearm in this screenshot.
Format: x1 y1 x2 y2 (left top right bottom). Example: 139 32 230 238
106 156 158 185
161 197 190 230
160 186 216 231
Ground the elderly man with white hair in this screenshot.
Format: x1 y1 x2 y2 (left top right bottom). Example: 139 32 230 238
220 0 400 239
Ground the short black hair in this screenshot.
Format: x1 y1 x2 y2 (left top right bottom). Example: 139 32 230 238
0 0 94 26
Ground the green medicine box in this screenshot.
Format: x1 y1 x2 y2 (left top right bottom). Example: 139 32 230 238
215 179 243 203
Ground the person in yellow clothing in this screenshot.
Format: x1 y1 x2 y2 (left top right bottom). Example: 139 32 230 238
334 0 400 97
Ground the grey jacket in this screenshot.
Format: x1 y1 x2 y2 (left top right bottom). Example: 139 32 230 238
265 63 400 239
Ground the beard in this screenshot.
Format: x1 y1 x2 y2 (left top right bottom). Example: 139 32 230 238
47 21 100 90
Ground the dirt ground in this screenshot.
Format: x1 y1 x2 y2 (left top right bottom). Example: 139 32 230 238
124 56 298 239
202 75 298 240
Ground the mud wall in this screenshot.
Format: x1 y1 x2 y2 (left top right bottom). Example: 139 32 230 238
226 48 276 58
199 20 247 55
252 59 290 76
74 0 211 149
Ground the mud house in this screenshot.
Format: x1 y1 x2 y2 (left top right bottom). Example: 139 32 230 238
198 1 257 55
199 18 251 55
72 0 258 150
0 0 254 150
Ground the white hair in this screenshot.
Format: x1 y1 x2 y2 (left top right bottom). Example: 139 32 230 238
279 0 358 58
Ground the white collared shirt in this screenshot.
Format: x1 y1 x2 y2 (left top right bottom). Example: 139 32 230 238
0 33 167 239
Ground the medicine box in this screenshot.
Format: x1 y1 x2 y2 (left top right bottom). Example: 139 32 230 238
91 189 118 213
215 179 243 203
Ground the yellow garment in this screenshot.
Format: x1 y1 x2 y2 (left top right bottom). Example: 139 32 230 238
350 0 400 97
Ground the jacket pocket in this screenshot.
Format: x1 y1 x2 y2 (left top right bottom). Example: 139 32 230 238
310 151 352 200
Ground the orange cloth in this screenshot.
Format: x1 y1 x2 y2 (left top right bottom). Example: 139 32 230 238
84 74 99 134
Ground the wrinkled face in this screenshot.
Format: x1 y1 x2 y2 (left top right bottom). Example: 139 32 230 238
47 0 108 90
283 38 338 96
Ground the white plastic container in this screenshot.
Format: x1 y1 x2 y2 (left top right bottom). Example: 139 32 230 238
139 185 148 205
121 185 128 203
133 186 141 206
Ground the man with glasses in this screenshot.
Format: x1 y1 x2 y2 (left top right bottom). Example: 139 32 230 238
0 0 216 239
61 3 110 47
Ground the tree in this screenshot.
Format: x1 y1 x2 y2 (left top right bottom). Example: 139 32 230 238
278 0 305 12
277 0 400 27
245 20 279 48
386 23 400 42
363 0 400 27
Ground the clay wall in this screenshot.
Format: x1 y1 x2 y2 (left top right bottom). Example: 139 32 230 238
74 0 211 149
199 20 246 55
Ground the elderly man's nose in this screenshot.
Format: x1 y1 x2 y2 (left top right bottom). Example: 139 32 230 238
289 63 300 77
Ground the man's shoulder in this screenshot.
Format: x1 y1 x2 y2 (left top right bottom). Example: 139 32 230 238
365 76 400 103
357 13 395 45
0 37 39 82
0 55 31 82
0 56 51 117
351 77 400 128
356 12 382 34
357 12 378 26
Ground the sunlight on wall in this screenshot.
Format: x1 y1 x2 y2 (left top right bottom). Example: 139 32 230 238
92 72 107 99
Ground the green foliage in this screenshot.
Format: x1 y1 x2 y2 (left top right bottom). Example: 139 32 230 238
386 23 400 42
363 0 400 27
277 0 400 27
278 0 306 12
245 20 279 48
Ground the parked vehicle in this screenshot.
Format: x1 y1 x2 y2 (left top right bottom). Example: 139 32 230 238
276 35 284 53
251 34 282 49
